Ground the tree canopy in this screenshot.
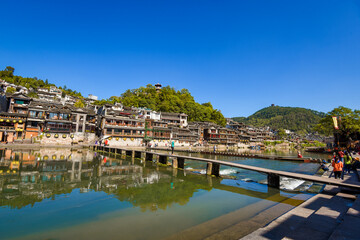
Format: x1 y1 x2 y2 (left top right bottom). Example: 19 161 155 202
233 106 325 134
94 84 226 126
314 106 360 144
74 99 85 108
0 66 82 98
6 87 16 94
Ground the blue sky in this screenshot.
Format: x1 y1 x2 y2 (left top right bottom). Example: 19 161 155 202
0 0 359 117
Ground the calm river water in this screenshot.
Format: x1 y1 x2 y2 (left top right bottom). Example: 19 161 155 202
0 148 325 240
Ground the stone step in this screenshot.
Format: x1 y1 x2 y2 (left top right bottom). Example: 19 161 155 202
336 192 357 200
328 197 360 240
241 193 356 240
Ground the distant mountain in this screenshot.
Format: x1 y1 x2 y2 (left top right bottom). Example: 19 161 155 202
232 106 326 134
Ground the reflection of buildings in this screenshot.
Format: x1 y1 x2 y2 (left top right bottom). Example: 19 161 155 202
0 149 158 209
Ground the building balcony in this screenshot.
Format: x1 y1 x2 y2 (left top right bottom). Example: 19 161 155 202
106 133 144 138
0 126 15 131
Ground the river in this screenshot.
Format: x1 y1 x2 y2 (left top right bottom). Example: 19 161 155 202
0 148 328 239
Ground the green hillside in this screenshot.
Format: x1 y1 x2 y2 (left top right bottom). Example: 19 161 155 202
95 85 226 126
233 106 326 134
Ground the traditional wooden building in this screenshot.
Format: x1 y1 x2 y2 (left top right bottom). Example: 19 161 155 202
97 104 145 146
144 119 171 142
171 127 198 144
26 100 47 138
0 93 30 142
160 112 188 128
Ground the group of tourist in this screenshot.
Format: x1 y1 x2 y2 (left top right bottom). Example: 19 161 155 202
331 149 360 179
95 139 109 147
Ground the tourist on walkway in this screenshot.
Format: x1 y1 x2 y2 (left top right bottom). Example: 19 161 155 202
338 150 345 162
171 141 174 154
344 152 352 174
320 160 329 171
351 157 360 171
332 157 343 179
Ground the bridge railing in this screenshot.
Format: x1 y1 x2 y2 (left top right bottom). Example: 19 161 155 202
91 145 360 190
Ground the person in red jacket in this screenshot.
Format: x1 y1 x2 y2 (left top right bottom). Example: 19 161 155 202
332 157 343 179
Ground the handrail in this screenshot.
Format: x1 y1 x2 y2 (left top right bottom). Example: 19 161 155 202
95 146 360 190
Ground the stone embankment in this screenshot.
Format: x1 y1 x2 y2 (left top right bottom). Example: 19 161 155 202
241 164 360 240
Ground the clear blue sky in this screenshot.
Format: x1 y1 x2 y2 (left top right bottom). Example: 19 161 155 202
0 0 359 117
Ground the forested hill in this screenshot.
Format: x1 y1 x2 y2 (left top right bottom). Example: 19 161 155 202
95 85 226 126
233 106 326 134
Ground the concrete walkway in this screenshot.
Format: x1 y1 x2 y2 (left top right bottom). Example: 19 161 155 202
241 167 360 240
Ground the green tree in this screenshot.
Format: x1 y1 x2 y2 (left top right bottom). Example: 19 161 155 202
0 66 83 97
74 99 85 108
5 66 15 76
232 105 325 134
277 128 287 139
6 87 16 94
116 85 226 126
28 92 39 98
314 107 360 145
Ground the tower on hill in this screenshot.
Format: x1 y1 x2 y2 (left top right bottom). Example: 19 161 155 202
155 83 162 92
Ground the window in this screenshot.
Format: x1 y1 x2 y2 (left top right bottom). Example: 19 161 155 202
15 100 25 104
36 112 43 118
29 121 38 127
49 113 58 120
29 111 37 118
17 109 26 114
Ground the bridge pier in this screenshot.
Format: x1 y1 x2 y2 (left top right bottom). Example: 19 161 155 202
173 168 178 177
116 149 122 155
206 162 220 177
134 151 143 159
126 150 132 157
145 153 153 161
173 157 185 169
267 173 280 189
159 155 167 165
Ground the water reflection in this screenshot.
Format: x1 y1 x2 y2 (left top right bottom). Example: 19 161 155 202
0 148 307 211
0 148 315 240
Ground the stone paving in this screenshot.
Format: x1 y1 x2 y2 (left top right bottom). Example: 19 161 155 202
241 165 360 240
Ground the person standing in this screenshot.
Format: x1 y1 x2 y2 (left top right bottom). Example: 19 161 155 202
4 130 8 144
171 141 174 154
344 153 352 174
338 150 345 162
332 157 343 179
